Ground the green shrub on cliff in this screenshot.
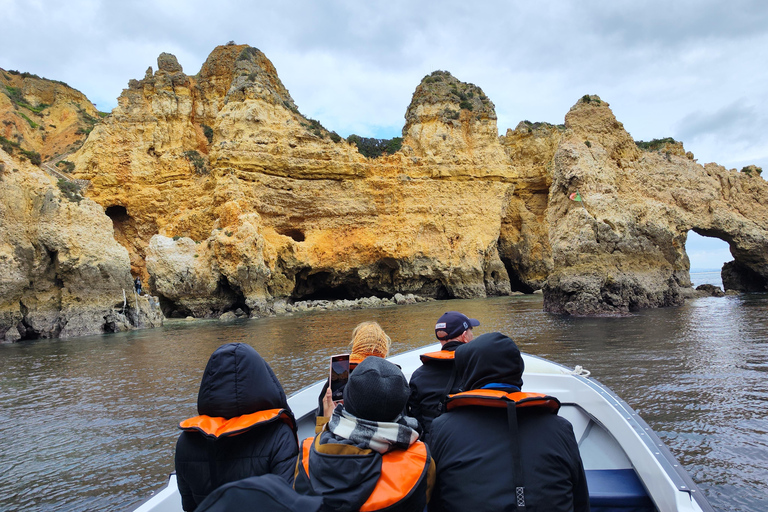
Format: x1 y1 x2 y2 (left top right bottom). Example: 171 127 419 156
57 179 83 202
183 150 209 175
202 124 214 144
1 135 17 155
635 137 678 151
346 135 403 158
20 149 41 165
56 160 75 173
740 165 763 177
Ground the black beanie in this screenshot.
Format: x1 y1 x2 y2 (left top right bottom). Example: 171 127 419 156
343 356 409 422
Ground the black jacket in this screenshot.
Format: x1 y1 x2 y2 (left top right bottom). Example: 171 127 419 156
428 333 590 512
175 343 299 511
294 430 434 512
195 474 324 512
407 341 463 438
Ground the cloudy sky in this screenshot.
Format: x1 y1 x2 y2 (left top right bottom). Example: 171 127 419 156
3 0 762 270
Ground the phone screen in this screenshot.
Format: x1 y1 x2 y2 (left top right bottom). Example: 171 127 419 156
330 354 350 402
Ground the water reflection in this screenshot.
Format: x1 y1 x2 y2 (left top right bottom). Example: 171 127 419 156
0 294 766 512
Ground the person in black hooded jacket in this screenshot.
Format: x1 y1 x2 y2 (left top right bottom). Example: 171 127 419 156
175 343 299 512
428 332 590 512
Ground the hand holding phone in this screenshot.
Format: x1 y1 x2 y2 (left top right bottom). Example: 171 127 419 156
330 354 350 403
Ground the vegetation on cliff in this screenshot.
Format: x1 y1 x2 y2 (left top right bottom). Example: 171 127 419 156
345 134 403 158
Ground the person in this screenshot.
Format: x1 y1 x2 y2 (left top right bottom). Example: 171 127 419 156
428 332 589 512
407 311 479 438
295 356 435 512
175 343 299 511
134 276 142 295
316 321 392 425
194 474 324 512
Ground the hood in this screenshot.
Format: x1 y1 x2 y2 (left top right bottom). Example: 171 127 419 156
454 332 524 391
306 433 382 512
197 343 290 419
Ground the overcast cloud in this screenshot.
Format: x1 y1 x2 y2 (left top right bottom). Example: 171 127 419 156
2 0 765 269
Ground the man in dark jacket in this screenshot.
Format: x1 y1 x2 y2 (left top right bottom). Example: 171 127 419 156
175 343 299 511
407 311 479 438
429 332 590 512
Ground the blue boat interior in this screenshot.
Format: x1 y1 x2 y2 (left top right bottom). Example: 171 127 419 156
586 469 656 511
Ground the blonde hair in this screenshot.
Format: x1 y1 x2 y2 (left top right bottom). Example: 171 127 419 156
349 321 391 360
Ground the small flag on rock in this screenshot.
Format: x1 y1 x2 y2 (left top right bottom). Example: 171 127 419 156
569 191 582 201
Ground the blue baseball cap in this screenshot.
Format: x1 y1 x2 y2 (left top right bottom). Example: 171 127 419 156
435 311 480 341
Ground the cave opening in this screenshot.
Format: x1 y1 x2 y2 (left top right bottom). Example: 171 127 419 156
105 205 130 225
292 271 391 302
278 228 306 242
500 258 535 294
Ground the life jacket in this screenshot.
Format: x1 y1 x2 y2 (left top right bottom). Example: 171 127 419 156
445 389 560 511
445 389 560 414
179 408 295 439
419 350 456 363
298 435 431 511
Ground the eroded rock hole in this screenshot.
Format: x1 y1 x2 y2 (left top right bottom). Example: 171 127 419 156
279 228 305 242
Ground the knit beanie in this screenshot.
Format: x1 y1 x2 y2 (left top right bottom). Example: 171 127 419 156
343 356 409 422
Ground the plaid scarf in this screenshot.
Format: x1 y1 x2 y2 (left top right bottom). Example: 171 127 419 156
326 405 420 454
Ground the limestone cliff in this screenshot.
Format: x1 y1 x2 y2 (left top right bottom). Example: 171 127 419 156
0 150 162 342
543 96 768 314
64 46 767 318
0 68 103 166
73 49 530 316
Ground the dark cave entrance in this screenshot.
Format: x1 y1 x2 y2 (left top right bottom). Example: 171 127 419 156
291 270 392 302
277 228 306 242
500 258 535 294
105 205 139 259
105 205 131 231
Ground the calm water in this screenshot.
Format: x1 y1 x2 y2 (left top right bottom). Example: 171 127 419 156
1 282 766 511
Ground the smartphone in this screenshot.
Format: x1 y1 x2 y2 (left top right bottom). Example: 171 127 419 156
329 354 351 402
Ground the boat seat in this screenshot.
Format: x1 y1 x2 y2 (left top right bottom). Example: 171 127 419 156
586 469 656 512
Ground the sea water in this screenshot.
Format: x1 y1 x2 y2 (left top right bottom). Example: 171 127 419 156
1 291 766 512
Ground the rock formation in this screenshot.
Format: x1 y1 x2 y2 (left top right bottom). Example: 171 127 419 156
1 68 103 164
66 45 768 318
0 150 162 342
544 96 768 315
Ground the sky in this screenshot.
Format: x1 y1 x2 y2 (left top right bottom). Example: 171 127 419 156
2 0 763 270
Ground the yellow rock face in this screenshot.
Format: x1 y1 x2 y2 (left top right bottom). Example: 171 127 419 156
0 68 102 163
72 48 552 315
69 47 768 317
0 150 162 342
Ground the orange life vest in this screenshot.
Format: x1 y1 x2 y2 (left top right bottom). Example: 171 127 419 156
298 435 430 511
419 350 456 363
445 389 560 414
179 408 295 439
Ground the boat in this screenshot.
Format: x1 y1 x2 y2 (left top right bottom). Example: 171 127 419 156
134 342 714 512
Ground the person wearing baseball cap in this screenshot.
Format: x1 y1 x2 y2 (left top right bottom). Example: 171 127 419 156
406 311 480 440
